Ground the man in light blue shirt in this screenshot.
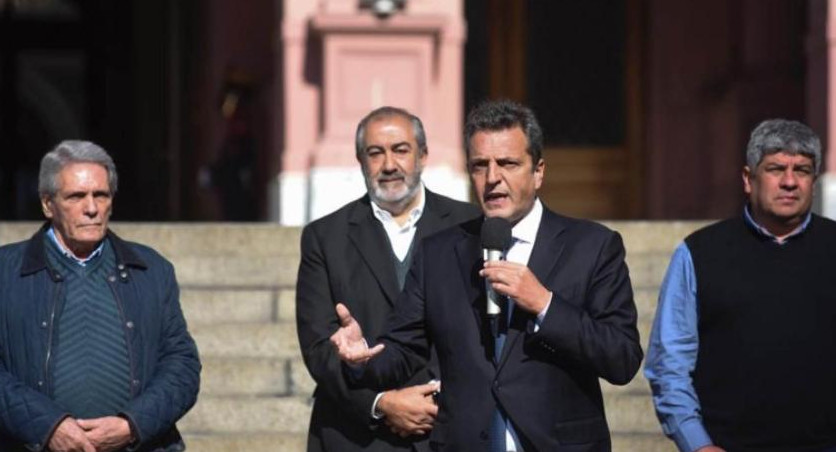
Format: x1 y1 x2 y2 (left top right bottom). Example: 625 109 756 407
645 119 836 452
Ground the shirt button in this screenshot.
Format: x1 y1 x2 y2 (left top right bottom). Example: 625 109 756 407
120 271 128 279
37 381 43 387
132 379 140 386
126 321 134 329
41 321 47 328
108 275 116 282
118 264 125 270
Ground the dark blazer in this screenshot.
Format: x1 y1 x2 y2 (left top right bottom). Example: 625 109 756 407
361 208 643 452
296 189 479 452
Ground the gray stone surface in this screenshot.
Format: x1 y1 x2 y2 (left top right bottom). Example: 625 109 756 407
277 289 297 321
611 432 676 452
605 392 665 434
182 433 307 452
178 396 312 433
602 221 709 255
191 323 299 358
181 289 276 325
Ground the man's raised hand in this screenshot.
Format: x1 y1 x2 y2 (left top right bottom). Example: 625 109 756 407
330 303 384 364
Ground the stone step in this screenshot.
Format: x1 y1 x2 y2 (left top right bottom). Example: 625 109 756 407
171 255 298 287
182 433 307 452
178 395 312 434
181 288 296 325
625 253 674 289
602 221 708 255
181 288 275 325
605 392 663 434
180 395 664 448
201 356 315 397
182 429 671 452
0 221 707 258
611 432 676 452
183 431 671 452
108 223 303 258
191 323 300 358
180 396 664 448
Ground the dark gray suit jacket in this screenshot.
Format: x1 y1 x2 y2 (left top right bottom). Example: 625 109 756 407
359 208 643 452
296 190 479 452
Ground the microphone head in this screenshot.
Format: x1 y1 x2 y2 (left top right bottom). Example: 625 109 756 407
480 217 512 250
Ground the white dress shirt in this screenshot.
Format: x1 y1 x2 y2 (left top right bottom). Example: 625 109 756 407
370 184 426 261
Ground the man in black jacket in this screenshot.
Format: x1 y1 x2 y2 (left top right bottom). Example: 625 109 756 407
0 140 200 452
296 106 479 451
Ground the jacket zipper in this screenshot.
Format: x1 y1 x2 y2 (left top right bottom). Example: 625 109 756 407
108 273 138 397
43 279 63 393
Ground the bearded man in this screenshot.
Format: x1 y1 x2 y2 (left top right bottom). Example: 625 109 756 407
295 106 479 451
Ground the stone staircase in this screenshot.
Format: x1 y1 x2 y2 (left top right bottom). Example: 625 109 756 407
0 220 710 451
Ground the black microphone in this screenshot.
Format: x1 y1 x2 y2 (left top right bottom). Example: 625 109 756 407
480 217 512 318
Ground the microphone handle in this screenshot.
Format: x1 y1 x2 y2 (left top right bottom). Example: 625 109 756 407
484 249 503 317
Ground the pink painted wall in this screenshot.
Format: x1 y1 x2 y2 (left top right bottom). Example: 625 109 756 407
278 0 467 223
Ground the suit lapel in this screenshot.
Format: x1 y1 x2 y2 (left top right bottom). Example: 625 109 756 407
496 208 568 370
345 190 460 307
347 198 400 305
413 190 450 244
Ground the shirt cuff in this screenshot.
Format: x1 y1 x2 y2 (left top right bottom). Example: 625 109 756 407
371 392 386 420
533 292 553 333
672 418 713 452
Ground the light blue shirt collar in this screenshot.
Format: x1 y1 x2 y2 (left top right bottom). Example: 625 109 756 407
46 227 105 267
742 205 811 244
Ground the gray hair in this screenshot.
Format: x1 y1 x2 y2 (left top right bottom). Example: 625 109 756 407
355 106 427 159
746 119 821 174
464 100 544 167
39 140 118 197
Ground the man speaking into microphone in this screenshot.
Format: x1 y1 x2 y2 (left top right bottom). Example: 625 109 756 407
331 100 643 451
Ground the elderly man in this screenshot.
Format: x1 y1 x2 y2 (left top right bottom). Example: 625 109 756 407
645 119 836 452
295 106 479 451
0 141 201 451
330 100 643 451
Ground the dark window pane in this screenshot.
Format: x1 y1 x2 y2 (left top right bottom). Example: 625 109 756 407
527 0 625 146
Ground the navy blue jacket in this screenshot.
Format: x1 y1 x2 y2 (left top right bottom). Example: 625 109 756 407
0 224 201 451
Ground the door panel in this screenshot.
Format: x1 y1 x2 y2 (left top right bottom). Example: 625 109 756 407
477 0 643 219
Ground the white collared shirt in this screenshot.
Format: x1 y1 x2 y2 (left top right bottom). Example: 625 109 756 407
370 184 426 261
47 227 105 266
505 198 543 267
497 198 551 326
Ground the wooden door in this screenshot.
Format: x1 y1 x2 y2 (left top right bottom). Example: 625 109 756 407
483 0 644 219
